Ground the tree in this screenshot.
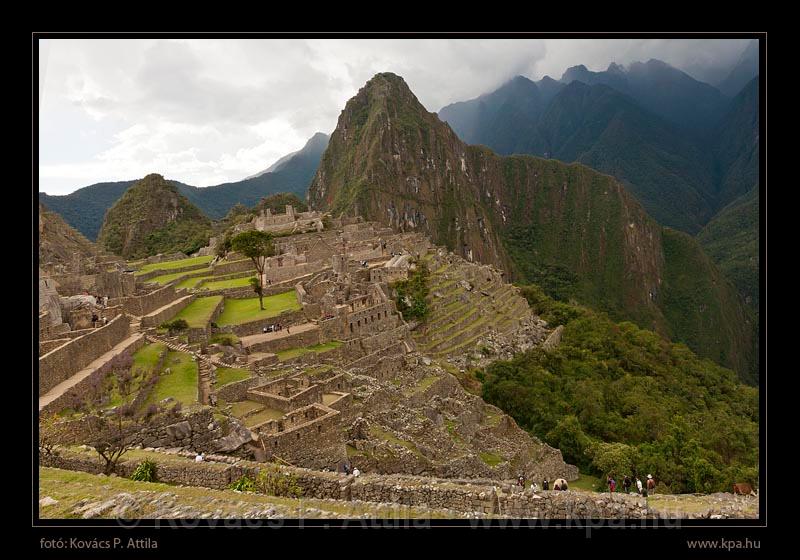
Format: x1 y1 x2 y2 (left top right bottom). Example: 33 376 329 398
248 277 263 301
231 230 275 310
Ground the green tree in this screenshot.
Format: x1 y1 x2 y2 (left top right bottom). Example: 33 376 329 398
231 230 275 310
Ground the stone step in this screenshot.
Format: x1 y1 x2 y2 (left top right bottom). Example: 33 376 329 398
423 315 491 354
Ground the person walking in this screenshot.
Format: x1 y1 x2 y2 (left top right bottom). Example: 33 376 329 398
623 475 632 494
543 478 549 491
636 477 643 495
647 474 656 494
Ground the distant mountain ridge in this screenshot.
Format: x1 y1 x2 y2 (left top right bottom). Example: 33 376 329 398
438 60 759 234
717 39 759 97
39 132 329 239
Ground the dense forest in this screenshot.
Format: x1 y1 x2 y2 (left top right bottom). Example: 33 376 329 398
478 284 759 493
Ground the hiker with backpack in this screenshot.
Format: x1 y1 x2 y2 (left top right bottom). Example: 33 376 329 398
623 475 632 494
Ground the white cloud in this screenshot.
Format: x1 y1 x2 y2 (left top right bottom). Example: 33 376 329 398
38 37 753 195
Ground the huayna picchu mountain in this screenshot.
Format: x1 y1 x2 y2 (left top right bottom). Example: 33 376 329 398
97 173 212 259
308 72 757 383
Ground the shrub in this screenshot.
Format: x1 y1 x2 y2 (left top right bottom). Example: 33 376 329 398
131 459 158 482
230 475 257 492
256 465 303 498
160 318 189 334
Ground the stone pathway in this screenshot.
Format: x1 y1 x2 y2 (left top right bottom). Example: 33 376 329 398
38 333 145 411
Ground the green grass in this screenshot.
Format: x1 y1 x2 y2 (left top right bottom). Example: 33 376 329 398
479 451 505 467
146 351 198 406
172 296 223 328
200 276 258 291
244 407 285 426
216 292 301 326
105 343 166 409
216 367 251 387
403 375 439 397
134 255 214 276
176 275 213 289
276 341 342 362
148 268 211 285
369 426 421 456
230 400 263 418
304 365 334 377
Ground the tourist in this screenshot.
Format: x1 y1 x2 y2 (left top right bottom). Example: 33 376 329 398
92 312 99 326
517 474 525 489
195 453 204 463
647 474 655 494
530 481 539 493
263 326 268 334
352 467 360 477
623 475 632 494
608 476 616 493
102 315 108 326
286 325 290 334
543 478 549 491
636 477 643 495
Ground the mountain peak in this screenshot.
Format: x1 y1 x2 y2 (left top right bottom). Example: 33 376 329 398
98 173 211 259
607 62 625 74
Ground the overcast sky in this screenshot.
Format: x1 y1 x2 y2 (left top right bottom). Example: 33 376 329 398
38 37 754 195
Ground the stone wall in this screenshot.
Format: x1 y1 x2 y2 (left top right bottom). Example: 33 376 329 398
39 315 131 396
213 259 255 276
542 325 564 351
46 408 226 451
225 309 307 337
216 376 262 402
109 285 178 317
253 404 344 468
248 385 323 413
244 327 322 354
141 295 195 328
41 449 654 518
40 335 147 415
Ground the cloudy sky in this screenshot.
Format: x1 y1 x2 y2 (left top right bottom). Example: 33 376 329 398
38 37 753 195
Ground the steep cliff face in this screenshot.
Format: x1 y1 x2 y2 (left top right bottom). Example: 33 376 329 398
308 73 755 381
98 173 212 259
39 202 100 269
309 73 509 269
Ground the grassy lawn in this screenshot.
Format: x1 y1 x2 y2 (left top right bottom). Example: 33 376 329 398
146 351 198 406
200 276 258 291
134 255 214 276
173 296 223 328
216 367 251 387
230 400 262 418
176 275 213 289
216 292 301 326
244 407 285 427
105 343 165 409
479 451 505 467
276 341 342 362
